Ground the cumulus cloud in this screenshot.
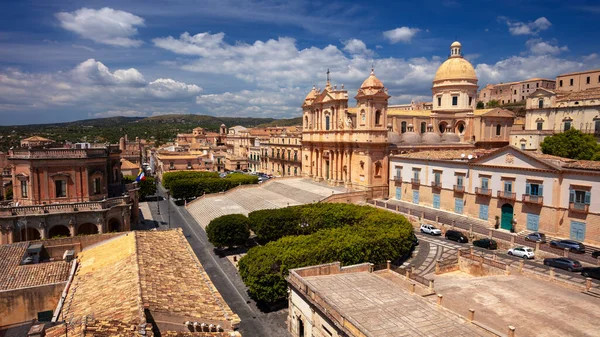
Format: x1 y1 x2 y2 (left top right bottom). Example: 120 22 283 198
0 59 201 117
196 88 304 118
525 38 568 55
382 27 421 43
342 39 373 56
56 7 144 47
498 16 551 36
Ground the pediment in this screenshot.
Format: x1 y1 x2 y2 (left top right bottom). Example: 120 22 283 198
314 90 336 103
472 146 558 171
529 88 555 98
480 108 515 118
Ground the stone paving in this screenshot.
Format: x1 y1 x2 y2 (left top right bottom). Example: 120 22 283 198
303 271 490 336
187 178 346 228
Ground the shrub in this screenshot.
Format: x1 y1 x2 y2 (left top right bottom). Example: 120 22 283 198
238 214 413 303
162 171 219 189
168 174 258 200
206 214 251 248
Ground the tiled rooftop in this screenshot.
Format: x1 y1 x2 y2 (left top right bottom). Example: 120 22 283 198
556 87 600 101
52 230 240 336
0 242 72 291
393 149 492 160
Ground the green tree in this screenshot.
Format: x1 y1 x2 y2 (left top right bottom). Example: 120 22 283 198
123 175 157 200
540 128 600 160
206 214 251 248
476 101 485 109
486 99 500 108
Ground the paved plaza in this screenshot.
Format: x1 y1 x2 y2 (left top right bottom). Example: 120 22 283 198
434 272 600 337
186 178 346 228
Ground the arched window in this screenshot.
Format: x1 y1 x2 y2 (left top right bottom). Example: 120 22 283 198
401 121 407 133
325 114 330 130
439 122 447 134
457 123 465 134
538 99 543 109
420 122 426 134
496 124 501 136
375 110 382 125
304 115 308 127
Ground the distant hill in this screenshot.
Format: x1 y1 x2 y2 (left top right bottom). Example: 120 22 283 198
255 117 302 128
0 114 299 151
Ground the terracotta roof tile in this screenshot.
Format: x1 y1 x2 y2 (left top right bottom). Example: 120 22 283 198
393 149 493 160
0 242 72 291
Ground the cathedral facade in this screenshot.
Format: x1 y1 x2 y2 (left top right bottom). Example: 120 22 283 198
301 42 516 198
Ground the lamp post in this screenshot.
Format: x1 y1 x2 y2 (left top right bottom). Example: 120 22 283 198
166 189 170 229
156 179 160 215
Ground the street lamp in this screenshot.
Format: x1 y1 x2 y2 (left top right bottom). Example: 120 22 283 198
166 189 170 229
156 179 160 215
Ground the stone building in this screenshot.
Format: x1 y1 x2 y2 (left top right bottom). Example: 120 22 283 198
478 78 556 105
175 126 224 150
265 127 302 177
389 146 600 245
20 136 55 148
510 87 600 150
556 68 600 92
301 41 515 198
225 126 253 171
154 148 217 180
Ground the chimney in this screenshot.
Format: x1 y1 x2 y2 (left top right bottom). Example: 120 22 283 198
27 324 46 337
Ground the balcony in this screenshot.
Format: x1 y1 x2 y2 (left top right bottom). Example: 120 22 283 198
431 181 442 189
522 194 543 205
392 176 402 183
475 187 491 196
569 202 589 213
497 190 516 200
453 185 465 193
411 178 420 186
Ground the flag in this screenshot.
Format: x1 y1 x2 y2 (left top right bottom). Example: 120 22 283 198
136 169 146 182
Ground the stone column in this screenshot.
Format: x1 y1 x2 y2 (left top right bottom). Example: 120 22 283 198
68 219 76 237
334 151 339 182
329 150 334 182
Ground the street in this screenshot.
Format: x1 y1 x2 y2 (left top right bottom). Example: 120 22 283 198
145 185 289 337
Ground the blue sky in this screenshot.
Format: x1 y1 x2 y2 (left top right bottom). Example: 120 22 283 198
1 0 599 124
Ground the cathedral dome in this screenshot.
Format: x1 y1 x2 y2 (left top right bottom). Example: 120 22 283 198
304 85 318 101
401 124 422 144
388 131 403 144
360 69 384 88
422 132 442 144
433 41 477 82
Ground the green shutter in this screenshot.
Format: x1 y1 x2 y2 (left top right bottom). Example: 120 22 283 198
585 191 591 205
539 185 543 196
569 190 575 203
525 183 531 195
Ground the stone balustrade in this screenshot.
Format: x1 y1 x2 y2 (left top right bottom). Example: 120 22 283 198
0 196 130 216
9 148 109 159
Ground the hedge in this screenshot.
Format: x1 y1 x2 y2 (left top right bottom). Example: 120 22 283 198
206 214 251 248
169 173 258 200
248 203 379 244
238 204 413 303
162 171 219 190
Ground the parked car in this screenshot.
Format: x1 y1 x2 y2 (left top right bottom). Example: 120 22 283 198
581 267 600 280
473 238 498 250
420 224 442 236
524 232 546 243
549 240 586 253
592 251 600 259
508 246 535 259
445 230 468 243
543 257 583 272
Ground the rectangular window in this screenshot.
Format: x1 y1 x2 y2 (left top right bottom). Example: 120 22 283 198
169 161 174 169
537 122 543 131
587 76 590 84
187 161 192 169
468 97 472 106
456 175 464 187
527 84 530 88
570 78 574 86
526 182 543 196
481 177 489 190
536 83 539 88
503 181 512 193
564 121 571 131
21 180 28 198
56 180 67 198
93 178 101 194
570 190 590 205
559 80 563 87
452 96 458 106
514 90 517 94
437 96 442 106
395 167 401 180
325 115 330 130
434 172 441 185
413 169 419 181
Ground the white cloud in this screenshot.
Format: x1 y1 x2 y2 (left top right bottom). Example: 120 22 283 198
525 39 568 55
342 39 372 56
382 27 421 44
0 59 201 117
499 16 551 36
196 88 303 118
56 7 144 47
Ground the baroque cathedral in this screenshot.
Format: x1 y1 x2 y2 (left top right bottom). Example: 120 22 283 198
301 41 516 198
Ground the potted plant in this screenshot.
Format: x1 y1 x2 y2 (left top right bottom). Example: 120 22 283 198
494 215 499 229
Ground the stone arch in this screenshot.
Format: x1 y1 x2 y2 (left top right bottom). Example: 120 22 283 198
78 222 99 236
439 121 448 133
48 225 71 238
108 218 121 233
20 227 41 241
455 121 466 134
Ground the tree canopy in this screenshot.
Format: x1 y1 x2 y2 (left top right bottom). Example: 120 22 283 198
540 128 600 161
476 101 485 109
206 214 251 248
486 99 500 108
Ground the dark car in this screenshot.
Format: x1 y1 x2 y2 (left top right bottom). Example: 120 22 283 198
445 230 468 243
549 240 586 253
582 267 600 280
543 257 583 272
592 251 600 259
473 238 498 250
524 232 547 243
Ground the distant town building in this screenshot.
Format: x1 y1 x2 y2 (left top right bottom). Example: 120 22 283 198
225 126 253 171
265 127 302 177
478 78 556 105
20 136 55 148
556 68 600 92
389 100 433 110
389 146 600 245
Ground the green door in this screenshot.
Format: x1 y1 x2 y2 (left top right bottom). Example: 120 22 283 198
501 204 513 230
